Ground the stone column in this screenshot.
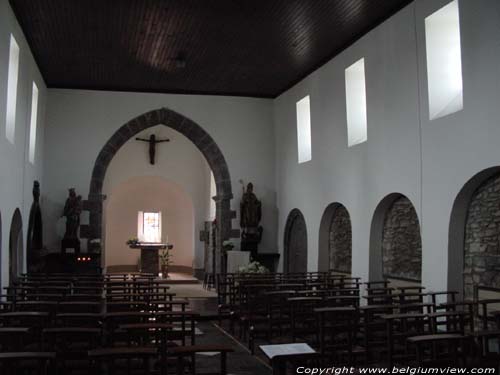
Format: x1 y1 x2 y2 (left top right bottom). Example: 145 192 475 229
214 195 232 275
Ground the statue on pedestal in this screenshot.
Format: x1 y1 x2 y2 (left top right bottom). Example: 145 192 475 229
61 188 82 254
240 182 263 255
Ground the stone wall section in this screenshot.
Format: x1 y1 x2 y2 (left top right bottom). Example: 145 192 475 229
329 206 352 273
382 196 422 281
464 174 500 299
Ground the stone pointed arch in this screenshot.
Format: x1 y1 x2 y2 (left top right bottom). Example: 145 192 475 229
86 108 234 274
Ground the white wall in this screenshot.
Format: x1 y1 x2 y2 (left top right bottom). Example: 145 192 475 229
0 0 46 288
43 89 277 268
105 176 195 270
100 125 210 270
273 0 500 293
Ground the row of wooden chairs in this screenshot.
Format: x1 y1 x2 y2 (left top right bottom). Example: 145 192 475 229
0 273 234 374
216 272 500 370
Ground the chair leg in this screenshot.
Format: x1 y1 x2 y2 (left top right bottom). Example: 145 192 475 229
176 356 184 375
221 352 227 375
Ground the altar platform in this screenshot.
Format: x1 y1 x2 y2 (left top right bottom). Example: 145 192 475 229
106 265 199 285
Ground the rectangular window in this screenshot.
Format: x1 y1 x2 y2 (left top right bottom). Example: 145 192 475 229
6 35 20 144
138 211 162 243
425 0 463 120
28 82 39 164
345 58 367 147
296 95 312 163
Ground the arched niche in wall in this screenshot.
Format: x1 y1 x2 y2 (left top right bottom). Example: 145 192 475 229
27 182 43 273
449 167 500 300
369 193 422 282
87 108 235 275
283 208 308 273
9 209 23 284
318 202 352 274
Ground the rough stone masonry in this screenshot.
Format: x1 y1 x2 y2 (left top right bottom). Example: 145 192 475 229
382 196 422 281
464 174 500 299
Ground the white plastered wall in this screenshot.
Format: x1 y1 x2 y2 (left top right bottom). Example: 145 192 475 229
104 175 195 270
0 0 47 289
273 0 500 293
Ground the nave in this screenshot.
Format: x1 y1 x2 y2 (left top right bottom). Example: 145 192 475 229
0 272 272 375
1 272 500 374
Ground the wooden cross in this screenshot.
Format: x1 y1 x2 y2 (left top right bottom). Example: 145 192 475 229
135 134 170 165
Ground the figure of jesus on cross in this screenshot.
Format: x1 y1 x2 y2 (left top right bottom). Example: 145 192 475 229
135 134 170 165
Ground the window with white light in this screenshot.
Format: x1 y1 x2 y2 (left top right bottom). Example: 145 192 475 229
6 35 20 144
138 211 162 243
296 95 311 164
425 0 463 120
345 58 367 147
209 171 216 221
28 82 39 164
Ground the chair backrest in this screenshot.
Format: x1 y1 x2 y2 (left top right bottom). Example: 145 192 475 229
42 327 101 357
58 301 102 314
56 313 102 328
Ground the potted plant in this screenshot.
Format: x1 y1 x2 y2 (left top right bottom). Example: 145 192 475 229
159 248 173 278
126 237 140 248
222 240 234 255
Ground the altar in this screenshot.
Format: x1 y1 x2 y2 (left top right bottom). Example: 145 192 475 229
130 243 173 274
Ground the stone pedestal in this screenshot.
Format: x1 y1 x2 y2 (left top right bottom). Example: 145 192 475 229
226 251 250 273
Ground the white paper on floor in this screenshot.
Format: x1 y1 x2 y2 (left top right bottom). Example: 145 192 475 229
196 352 220 356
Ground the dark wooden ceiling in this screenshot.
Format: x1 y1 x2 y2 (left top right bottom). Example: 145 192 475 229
10 0 413 98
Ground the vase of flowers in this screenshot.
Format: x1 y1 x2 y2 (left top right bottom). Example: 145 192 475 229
159 248 173 278
126 237 140 248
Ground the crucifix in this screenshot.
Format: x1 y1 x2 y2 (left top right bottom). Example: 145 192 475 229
135 134 170 165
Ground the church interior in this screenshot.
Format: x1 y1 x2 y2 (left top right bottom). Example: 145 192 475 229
1 0 500 373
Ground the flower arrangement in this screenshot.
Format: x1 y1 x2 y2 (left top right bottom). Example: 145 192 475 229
159 248 173 278
126 237 140 247
159 248 173 268
238 260 269 274
222 240 234 250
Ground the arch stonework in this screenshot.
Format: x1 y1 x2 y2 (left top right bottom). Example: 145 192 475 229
381 196 422 281
318 202 352 273
369 193 422 282
85 108 235 274
283 208 308 273
448 166 500 299
9 208 23 284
